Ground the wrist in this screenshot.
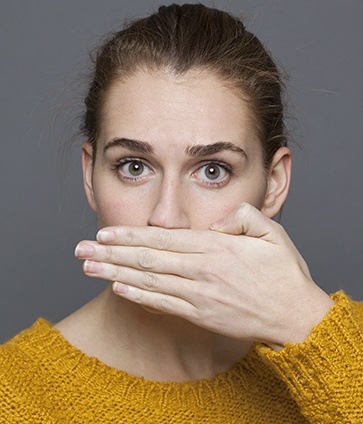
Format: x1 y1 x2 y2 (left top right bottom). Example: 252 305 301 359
267 286 335 350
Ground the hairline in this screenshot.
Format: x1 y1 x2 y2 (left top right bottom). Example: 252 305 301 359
92 64 265 161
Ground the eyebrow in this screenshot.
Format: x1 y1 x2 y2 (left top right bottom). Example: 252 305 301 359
185 142 247 158
103 138 247 158
103 138 154 154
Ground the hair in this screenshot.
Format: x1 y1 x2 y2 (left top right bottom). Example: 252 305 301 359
81 3 287 167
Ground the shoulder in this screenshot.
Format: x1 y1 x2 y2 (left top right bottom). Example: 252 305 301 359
349 293 363 323
0 319 56 421
0 318 52 375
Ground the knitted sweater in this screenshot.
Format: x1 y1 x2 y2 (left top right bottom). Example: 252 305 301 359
0 291 362 423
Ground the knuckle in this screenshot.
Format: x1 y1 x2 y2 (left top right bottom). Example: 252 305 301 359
189 306 202 321
154 229 171 250
192 283 206 299
111 265 121 281
143 272 158 289
273 221 285 235
138 248 154 269
133 289 143 304
234 203 254 233
159 297 172 312
204 231 222 250
212 241 228 255
123 229 134 245
223 240 236 256
198 263 219 280
236 202 253 220
104 244 113 262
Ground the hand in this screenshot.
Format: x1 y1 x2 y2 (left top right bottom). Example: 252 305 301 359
75 202 335 349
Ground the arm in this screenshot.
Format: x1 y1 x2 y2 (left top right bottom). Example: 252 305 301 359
257 292 363 423
75 202 362 421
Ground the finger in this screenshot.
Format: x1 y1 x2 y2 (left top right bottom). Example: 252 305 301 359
77 243 199 279
95 226 218 252
210 202 280 241
112 283 198 319
83 260 198 299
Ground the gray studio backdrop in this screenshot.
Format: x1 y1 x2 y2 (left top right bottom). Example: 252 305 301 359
1 0 362 342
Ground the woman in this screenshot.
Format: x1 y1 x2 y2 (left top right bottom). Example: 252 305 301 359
1 4 362 423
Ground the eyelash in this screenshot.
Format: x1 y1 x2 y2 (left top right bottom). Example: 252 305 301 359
111 157 234 187
111 157 152 182
194 161 234 188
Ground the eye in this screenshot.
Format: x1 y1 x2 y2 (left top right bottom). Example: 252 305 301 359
113 158 153 181
125 161 144 176
193 162 232 187
204 164 221 180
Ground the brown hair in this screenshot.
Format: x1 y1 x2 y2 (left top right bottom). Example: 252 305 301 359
81 3 287 166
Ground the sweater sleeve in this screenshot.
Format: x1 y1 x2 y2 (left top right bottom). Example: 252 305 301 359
256 291 363 424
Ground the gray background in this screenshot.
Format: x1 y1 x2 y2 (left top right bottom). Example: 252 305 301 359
1 0 362 343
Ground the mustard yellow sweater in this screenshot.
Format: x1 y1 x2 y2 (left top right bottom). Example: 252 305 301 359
1 291 362 423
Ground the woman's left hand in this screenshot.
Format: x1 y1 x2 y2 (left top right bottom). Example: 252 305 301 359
75 202 335 349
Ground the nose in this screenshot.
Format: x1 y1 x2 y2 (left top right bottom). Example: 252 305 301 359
147 178 190 229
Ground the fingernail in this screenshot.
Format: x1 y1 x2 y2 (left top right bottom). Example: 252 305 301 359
75 244 96 258
84 260 103 274
97 230 115 243
113 281 129 294
210 217 226 230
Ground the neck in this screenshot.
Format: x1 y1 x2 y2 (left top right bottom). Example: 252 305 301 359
55 285 252 382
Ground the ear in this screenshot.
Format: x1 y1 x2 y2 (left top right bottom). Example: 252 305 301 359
261 147 292 218
81 141 97 212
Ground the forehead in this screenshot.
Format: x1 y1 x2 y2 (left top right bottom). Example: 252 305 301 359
99 69 261 155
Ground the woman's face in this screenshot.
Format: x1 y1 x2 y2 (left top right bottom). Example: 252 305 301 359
83 69 286 230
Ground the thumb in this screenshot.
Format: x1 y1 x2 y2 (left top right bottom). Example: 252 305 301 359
210 202 277 240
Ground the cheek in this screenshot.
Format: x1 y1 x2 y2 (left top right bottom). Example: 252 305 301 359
95 197 131 228
93 186 151 228
192 180 267 228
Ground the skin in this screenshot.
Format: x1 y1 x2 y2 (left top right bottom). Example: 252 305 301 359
55 69 334 382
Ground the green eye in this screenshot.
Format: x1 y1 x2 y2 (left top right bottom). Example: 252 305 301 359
127 161 144 176
193 161 232 188
115 158 151 181
204 164 220 180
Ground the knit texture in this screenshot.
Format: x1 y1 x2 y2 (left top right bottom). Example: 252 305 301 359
1 291 362 423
